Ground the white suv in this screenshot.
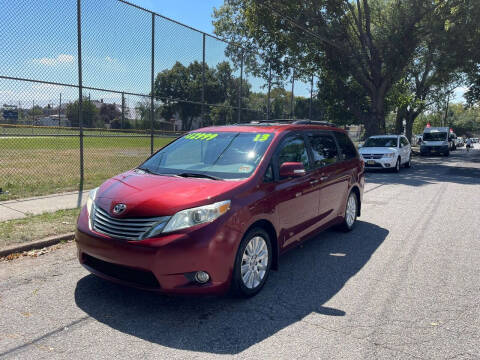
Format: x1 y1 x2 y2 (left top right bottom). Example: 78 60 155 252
359 135 411 172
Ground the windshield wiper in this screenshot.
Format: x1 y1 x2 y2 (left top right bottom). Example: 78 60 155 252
177 172 223 180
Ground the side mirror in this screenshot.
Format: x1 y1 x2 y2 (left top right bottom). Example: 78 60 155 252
279 162 306 178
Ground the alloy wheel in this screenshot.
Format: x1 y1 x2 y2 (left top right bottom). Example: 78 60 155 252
241 236 269 289
345 193 357 228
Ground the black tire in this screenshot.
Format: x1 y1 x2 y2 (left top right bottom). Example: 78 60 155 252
338 191 358 232
231 227 272 298
405 155 411 168
444 151 450 157
393 157 401 173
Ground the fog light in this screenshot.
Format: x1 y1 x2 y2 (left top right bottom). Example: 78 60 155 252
194 271 210 284
385 163 390 167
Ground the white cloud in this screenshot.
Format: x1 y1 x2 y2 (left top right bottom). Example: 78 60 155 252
32 54 74 66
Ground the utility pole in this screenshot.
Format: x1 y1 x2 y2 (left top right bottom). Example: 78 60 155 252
59 93 62 126
121 92 125 129
290 71 295 118
309 74 314 120
443 91 451 127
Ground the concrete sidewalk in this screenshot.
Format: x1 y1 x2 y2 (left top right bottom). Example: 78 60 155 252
0 190 89 222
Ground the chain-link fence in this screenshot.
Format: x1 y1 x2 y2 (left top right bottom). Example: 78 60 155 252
0 0 323 201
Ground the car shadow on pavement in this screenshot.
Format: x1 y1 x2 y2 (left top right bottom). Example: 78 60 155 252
74 221 388 354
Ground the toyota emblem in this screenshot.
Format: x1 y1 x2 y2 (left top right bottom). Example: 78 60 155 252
113 203 127 215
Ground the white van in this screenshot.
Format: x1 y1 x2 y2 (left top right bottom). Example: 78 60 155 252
420 127 453 156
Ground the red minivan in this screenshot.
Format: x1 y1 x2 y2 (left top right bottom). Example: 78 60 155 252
75 121 364 297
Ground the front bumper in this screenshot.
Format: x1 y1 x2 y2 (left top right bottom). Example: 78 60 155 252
75 207 242 295
361 156 397 169
420 145 449 154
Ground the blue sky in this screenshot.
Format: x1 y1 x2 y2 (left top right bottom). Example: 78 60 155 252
0 0 464 108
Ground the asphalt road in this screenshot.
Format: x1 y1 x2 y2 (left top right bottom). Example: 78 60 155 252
1 146 479 359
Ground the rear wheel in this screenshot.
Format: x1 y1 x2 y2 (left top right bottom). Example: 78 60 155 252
444 150 450 157
231 228 272 297
339 191 358 232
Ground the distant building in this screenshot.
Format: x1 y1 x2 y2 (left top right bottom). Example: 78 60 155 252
36 115 70 127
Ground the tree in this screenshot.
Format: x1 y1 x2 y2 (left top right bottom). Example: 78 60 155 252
99 103 121 126
66 99 100 128
213 0 469 137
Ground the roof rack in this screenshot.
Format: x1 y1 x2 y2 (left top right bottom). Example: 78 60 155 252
247 119 337 127
293 120 337 127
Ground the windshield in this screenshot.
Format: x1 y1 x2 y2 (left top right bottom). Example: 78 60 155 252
363 137 398 147
139 131 274 180
423 132 447 141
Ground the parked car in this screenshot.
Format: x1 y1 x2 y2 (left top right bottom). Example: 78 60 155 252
420 127 451 156
358 135 411 172
75 121 365 297
455 137 464 147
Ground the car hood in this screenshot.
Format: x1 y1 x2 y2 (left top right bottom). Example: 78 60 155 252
94 170 246 217
359 147 397 154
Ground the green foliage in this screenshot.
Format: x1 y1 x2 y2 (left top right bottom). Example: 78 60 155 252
99 103 121 125
413 103 480 136
66 98 101 128
213 0 480 137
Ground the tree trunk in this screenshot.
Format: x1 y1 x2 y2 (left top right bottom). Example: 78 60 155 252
365 90 386 138
395 107 405 135
405 111 419 143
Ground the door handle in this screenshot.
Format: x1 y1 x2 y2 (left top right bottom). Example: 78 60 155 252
320 176 328 181
309 179 319 185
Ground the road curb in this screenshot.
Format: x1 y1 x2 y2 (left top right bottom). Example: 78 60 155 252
0 233 75 258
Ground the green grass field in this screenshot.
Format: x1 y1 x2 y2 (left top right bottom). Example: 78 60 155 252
0 135 175 200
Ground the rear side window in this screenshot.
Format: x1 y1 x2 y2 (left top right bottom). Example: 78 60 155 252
307 133 338 168
401 137 409 147
333 132 358 160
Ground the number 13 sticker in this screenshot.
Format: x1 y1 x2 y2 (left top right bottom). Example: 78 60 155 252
253 134 270 142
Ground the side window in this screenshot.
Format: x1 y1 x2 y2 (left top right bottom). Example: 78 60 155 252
333 132 358 160
277 136 310 172
307 133 338 168
401 137 409 147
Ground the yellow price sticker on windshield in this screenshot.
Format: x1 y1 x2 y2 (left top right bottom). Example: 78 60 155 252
253 134 270 142
184 133 218 141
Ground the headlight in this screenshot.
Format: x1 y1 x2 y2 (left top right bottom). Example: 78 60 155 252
382 153 394 158
163 200 231 233
86 187 98 230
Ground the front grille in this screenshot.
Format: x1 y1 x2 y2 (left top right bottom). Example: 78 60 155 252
92 206 169 241
362 153 383 159
83 254 160 289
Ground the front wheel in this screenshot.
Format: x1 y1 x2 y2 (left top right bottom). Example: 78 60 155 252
405 155 411 168
231 228 272 297
393 157 401 173
339 191 358 232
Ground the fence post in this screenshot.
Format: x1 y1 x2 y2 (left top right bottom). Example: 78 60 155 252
201 33 206 126
76 0 84 208
237 52 244 124
121 92 125 129
309 74 313 120
150 13 155 154
290 70 295 119
267 62 271 120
